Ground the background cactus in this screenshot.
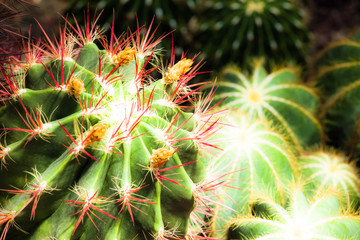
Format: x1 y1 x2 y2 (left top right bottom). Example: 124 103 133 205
0 12 230 240
312 29 360 158
204 111 297 238
193 0 309 68
209 62 323 150
227 187 360 240
298 149 360 209
204 59 360 239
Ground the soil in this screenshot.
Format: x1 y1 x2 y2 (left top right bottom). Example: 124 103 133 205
306 0 360 54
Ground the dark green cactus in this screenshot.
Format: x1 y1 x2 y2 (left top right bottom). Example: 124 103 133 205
313 29 360 158
193 0 309 67
0 13 229 240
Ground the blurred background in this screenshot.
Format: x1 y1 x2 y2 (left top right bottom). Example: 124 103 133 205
2 0 360 73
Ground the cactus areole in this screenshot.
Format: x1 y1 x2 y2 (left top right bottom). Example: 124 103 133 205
0 13 228 240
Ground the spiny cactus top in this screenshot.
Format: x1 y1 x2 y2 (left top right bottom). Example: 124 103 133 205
209 62 323 150
193 0 309 67
0 13 230 240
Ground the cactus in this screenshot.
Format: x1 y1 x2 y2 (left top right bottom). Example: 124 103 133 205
298 149 360 209
313 29 360 157
227 187 360 240
202 109 360 239
204 60 360 237
193 0 309 67
203 111 296 238
209 62 323 150
0 13 229 240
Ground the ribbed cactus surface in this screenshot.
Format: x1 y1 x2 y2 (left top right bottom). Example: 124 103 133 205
205 111 296 238
194 0 309 67
0 14 227 240
206 60 360 239
210 62 323 150
313 30 360 158
299 149 360 208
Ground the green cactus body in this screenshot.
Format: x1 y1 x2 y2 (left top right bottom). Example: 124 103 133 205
0 15 228 240
299 149 360 209
313 31 360 157
194 0 309 67
204 111 296 238
210 62 323 150
227 188 360 240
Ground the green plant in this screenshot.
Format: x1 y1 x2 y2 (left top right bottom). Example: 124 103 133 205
204 111 360 238
0 13 230 240
227 187 360 240
203 111 296 238
209 61 323 150
312 29 360 158
299 149 360 208
193 0 309 67
204 61 360 239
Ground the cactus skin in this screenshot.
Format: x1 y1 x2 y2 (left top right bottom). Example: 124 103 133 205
194 0 309 67
299 149 360 209
313 30 360 158
0 14 228 240
227 188 360 240
209 62 323 150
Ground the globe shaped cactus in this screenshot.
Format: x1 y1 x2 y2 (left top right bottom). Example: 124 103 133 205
193 0 309 67
203 111 297 238
299 149 360 209
0 13 231 240
208 61 323 150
